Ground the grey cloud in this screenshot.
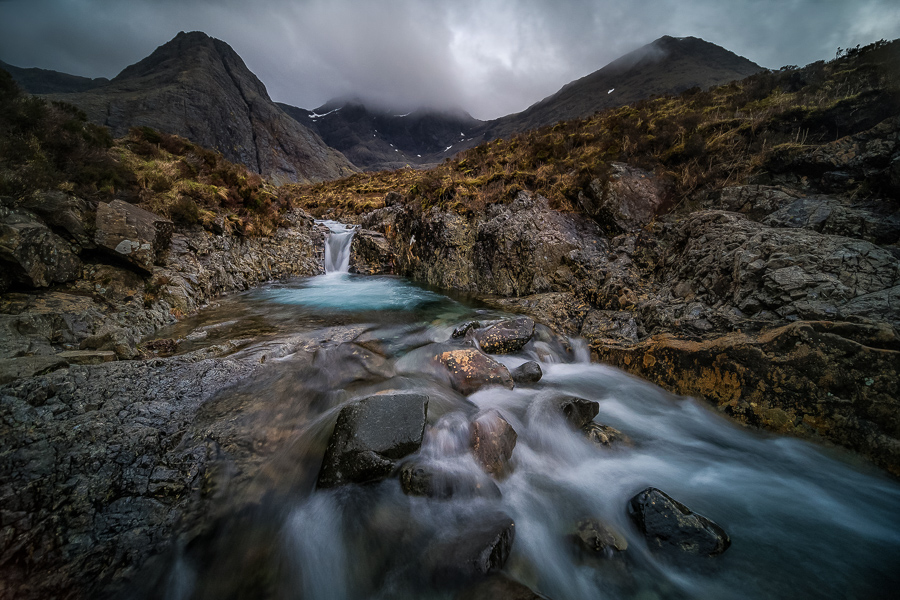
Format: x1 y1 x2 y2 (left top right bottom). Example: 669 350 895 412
1 0 898 120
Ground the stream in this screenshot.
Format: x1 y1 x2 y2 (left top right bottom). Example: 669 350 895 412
126 223 900 600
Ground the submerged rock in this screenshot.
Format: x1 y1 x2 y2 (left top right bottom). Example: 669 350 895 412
456 573 549 600
452 320 482 339
434 348 514 395
316 392 429 488
572 518 628 557
582 422 630 448
424 511 516 586
627 487 730 557
399 461 500 499
474 317 536 354
470 409 518 478
510 361 542 384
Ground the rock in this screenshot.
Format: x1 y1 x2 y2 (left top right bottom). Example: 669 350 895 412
316 392 429 489
452 320 482 339
399 461 500 499
142 338 179 356
580 310 639 344
627 487 730 557
582 422 630 448
0 209 82 289
0 355 68 385
556 396 599 429
56 350 117 365
474 317 535 354
18 190 95 248
350 229 394 274
510 361 542 384
434 348 514 395
456 573 549 600
80 325 138 359
470 409 518 478
578 162 668 233
424 511 516 586
572 518 628 557
94 199 173 272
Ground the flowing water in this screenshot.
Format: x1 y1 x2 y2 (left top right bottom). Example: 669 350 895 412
136 231 900 600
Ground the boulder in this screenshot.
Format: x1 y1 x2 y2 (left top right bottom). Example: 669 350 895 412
424 511 515 586
572 518 628 557
510 361 542 384
350 229 394 274
18 190 94 248
470 409 517 478
94 199 173 272
434 348 514 395
556 396 599 429
316 392 429 489
452 320 482 339
474 317 535 354
0 209 81 289
627 487 730 557
399 461 500 499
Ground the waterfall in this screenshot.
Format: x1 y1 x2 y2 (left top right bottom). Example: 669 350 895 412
318 220 357 274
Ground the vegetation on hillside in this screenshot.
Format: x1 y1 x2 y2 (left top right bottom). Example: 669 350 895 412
0 69 296 235
298 38 899 218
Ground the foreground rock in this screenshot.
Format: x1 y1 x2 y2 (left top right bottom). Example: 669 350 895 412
470 409 518 478
434 348 514 395
0 209 81 289
423 511 516 586
627 487 730 557
473 317 536 354
510 361 542 384
399 461 500 499
456 573 549 600
317 392 429 488
556 396 600 429
572 518 628 558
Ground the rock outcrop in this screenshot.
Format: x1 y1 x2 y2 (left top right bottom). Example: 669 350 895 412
45 31 356 183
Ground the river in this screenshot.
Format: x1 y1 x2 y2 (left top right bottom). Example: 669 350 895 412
125 223 900 600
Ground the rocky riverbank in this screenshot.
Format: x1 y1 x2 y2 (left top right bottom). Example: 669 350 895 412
351 115 900 476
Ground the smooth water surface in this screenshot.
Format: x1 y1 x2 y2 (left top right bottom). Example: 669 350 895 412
141 272 900 600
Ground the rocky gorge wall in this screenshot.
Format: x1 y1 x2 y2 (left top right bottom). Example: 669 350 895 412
352 115 900 476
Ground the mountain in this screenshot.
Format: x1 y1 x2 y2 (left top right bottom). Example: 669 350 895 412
278 100 482 171
0 60 109 94
277 36 765 171
479 35 765 141
41 32 356 184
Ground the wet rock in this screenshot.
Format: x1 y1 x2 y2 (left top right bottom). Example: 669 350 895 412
399 461 500 499
572 518 628 557
0 209 82 289
580 310 639 344
582 422 630 448
452 320 482 339
317 392 429 488
510 361 542 384
456 573 549 600
424 511 516 586
474 317 535 354
556 396 599 429
434 348 514 395
470 409 517 478
94 199 173 272
627 487 730 557
80 325 138 359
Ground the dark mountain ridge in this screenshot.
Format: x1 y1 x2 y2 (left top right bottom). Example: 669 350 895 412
36 31 356 183
0 60 109 94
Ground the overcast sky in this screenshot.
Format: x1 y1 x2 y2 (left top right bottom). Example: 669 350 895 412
1 0 899 120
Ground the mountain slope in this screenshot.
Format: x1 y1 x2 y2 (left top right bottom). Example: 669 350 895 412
278 100 482 171
44 32 356 184
0 60 109 94
479 35 764 141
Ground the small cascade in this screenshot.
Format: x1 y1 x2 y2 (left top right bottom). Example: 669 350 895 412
318 220 357 274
